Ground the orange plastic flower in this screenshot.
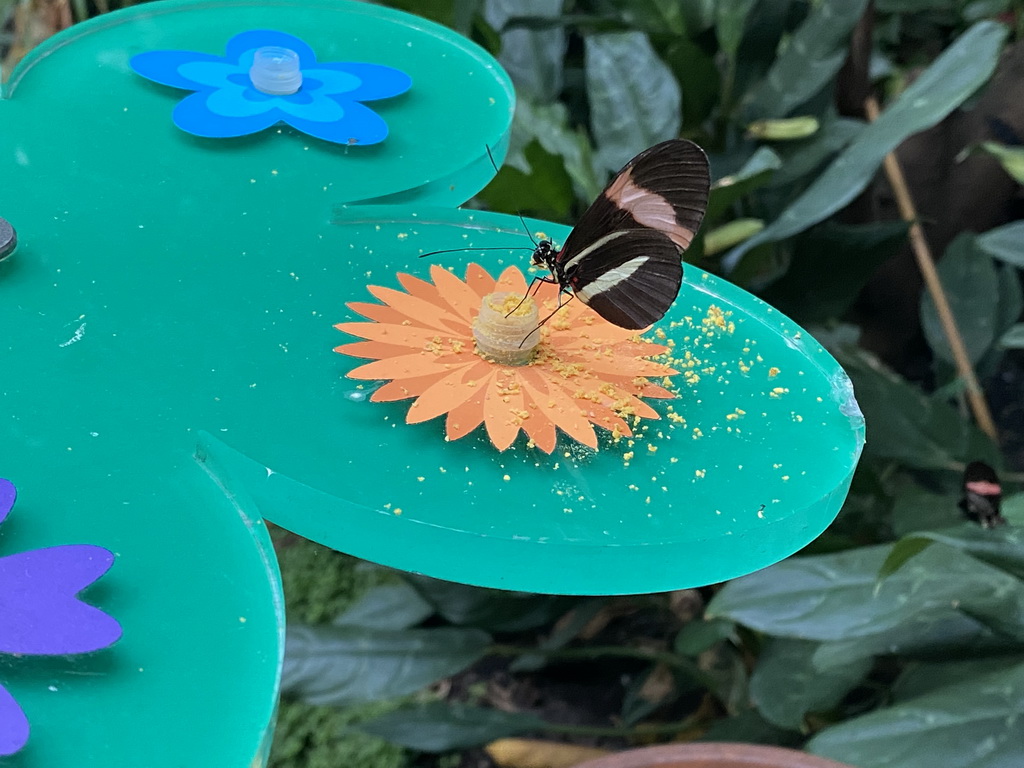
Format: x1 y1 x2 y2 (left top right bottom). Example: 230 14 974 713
334 263 677 453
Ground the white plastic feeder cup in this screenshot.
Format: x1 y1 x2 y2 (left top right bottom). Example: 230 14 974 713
249 47 303 95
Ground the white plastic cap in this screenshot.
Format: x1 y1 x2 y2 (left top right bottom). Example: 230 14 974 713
249 47 303 96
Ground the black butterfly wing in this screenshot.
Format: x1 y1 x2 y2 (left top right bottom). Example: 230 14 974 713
558 139 710 260
563 229 682 329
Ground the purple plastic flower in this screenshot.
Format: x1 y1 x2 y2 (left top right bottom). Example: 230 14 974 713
130 29 411 145
0 478 122 756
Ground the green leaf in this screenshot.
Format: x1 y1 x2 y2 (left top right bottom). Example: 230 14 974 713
745 0 870 119
281 625 491 706
510 598 607 672
767 117 863 189
962 0 1013 23
707 542 1024 646
835 347 997 470
761 221 908 323
1000 324 1024 349
920 233 1000 365
664 36 720 131
706 146 782 224
704 219 765 256
715 0 758 63
724 20 1009 267
1004 494 1024 526
333 582 435 631
405 575 576 632
975 141 1024 183
731 0 794 105
746 116 820 141
892 655 1024 702
675 617 737 656
890 525 1024 581
699 709 801 746
483 0 566 102
808 662 1024 768
750 638 873 729
977 221 1024 268
479 139 575 220
515 99 604 202
994 265 1024 345
891 485 958 536
877 536 935 580
359 702 544 751
609 0 686 35
585 31 682 173
680 0 715 33
812 611 1008 669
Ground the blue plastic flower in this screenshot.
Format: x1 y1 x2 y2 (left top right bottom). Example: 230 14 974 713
131 30 411 145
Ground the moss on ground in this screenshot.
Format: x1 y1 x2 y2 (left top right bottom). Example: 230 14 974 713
271 526 396 624
268 527 407 768
269 699 409 768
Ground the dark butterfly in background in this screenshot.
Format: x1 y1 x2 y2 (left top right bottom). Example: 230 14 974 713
528 139 711 330
959 461 1006 528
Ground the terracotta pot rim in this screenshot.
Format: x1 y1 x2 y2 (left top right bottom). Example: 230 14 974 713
574 742 855 768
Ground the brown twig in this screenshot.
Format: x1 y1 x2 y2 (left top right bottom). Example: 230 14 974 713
864 95 998 441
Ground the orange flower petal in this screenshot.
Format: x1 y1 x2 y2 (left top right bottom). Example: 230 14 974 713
372 372 450 402
521 378 598 450
465 263 497 297
335 322 441 346
495 265 529 295
347 301 408 325
580 401 633 438
348 352 468 381
519 388 558 454
334 341 414 360
636 383 676 399
613 393 660 420
337 263 680 454
366 286 462 333
430 264 485 322
408 361 492 424
484 371 527 451
446 384 488 441
562 355 674 379
397 272 448 307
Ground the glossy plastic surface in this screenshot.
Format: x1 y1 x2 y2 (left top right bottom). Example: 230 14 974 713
2 0 513 206
0 0 510 761
199 206 865 595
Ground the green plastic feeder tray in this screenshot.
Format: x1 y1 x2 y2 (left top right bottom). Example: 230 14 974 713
199 206 867 595
0 0 513 763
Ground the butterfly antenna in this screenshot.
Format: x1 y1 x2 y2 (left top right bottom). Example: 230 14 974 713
419 245 536 259
517 212 539 246
485 144 539 247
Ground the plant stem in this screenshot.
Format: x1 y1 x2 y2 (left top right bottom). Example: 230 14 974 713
864 95 998 442
540 718 702 738
488 643 723 695
489 643 686 669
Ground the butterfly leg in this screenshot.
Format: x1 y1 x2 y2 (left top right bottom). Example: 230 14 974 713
518 290 576 347
505 275 558 318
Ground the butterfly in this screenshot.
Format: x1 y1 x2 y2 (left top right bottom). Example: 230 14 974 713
958 461 1005 528
529 139 710 330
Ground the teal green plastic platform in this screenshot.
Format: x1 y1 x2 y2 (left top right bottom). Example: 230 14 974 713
199 206 866 595
0 0 514 764
2 0 514 207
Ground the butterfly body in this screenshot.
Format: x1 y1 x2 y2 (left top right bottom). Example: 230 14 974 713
531 139 711 330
